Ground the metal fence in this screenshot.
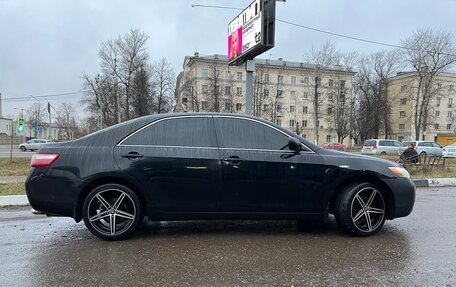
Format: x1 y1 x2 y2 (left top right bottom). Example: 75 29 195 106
0 136 22 145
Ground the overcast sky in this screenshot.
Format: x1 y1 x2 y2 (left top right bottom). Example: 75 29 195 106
1 0 455 120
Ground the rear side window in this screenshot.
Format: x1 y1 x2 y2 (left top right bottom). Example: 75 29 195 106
378 140 389 146
364 140 376 147
420 142 432 147
215 117 289 150
122 117 216 147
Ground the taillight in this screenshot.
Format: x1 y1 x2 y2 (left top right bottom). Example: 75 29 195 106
372 145 377 150
31 154 60 167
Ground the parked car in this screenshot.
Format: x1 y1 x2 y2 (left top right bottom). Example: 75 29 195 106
19 139 50 152
401 141 443 157
361 139 402 155
26 113 415 240
321 142 347 151
442 143 456 158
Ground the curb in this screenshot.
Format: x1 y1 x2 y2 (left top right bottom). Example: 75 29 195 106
1 178 455 207
0 195 29 206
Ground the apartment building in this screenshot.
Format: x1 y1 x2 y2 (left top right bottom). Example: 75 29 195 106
175 53 355 145
388 72 456 142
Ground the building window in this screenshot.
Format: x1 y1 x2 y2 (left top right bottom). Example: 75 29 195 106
447 124 452 131
303 106 308 114
400 98 407 105
202 101 208 110
182 97 188 103
327 107 333 115
400 85 407 93
215 69 220 77
202 85 208 93
329 79 334 87
437 83 442 89
277 90 283 97
276 119 282 126
276 105 282 113
264 89 269 97
436 110 440 117
225 102 231 111
277 75 283 84
291 76 296 84
449 98 454 108
225 86 231 94
236 87 242 95
450 85 454 91
399 111 406 117
290 105 295 113
449 111 453 118
435 124 440 130
340 80 346 88
302 120 308 127
399 124 405 130
289 120 295 127
265 74 270 82
437 97 441 106
236 103 242 111
236 72 242 81
201 69 208 78
263 104 269 112
326 135 331 143
303 92 309 99
290 91 296 97
225 71 231 79
328 95 334 102
303 77 309 84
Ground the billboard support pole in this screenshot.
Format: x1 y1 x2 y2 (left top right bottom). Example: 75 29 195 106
245 59 255 116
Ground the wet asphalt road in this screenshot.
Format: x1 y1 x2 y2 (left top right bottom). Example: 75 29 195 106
1 187 456 286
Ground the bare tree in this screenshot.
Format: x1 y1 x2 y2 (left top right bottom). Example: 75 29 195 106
55 103 78 140
26 103 47 138
152 58 175 113
401 29 456 140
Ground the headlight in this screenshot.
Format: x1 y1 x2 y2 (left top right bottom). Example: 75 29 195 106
389 167 410 178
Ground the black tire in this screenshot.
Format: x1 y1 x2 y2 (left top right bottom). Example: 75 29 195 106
380 151 387 156
20 146 26 152
82 183 143 240
334 182 386 237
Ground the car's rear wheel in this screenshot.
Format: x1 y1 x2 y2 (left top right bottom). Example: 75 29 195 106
334 182 386 236
20 146 26 152
82 184 142 240
380 151 387 156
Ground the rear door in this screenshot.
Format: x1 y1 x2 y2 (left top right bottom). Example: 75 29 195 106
114 116 221 213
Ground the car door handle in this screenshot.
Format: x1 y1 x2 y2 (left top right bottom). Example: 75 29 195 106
121 152 144 159
222 156 243 166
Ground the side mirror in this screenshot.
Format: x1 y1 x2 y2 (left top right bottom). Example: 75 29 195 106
288 137 302 152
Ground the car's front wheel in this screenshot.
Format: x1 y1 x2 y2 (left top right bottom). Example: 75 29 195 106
82 184 143 240
20 146 26 152
334 182 386 236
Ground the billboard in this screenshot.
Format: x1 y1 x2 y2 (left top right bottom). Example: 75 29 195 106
228 0 275 65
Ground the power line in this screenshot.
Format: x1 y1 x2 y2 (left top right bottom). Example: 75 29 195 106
1 90 90 102
192 4 456 57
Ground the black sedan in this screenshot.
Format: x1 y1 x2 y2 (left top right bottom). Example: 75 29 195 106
26 113 415 240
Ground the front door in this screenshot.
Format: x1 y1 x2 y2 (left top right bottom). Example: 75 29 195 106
214 116 325 213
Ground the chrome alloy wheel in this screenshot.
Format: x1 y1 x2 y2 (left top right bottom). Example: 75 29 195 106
87 189 136 236
350 187 385 232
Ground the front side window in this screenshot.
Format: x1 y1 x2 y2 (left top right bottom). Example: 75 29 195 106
122 117 215 147
215 117 289 150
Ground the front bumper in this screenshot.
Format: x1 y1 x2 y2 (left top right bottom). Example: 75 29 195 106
383 176 416 219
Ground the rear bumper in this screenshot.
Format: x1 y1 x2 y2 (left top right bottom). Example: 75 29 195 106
383 177 416 219
25 168 78 220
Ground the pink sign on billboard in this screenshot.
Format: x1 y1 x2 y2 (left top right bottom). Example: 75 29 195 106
228 27 243 61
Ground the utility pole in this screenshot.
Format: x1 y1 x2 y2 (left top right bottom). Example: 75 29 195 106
313 76 320 145
48 102 52 140
245 59 255 115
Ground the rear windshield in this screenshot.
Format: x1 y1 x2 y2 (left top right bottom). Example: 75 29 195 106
364 140 376 147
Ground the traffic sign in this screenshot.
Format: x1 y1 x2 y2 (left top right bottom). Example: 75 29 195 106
34 126 41 132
